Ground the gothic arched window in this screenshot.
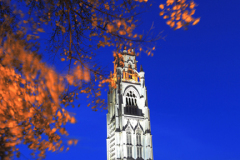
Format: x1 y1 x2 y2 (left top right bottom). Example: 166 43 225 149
127 146 132 158
125 91 138 115
126 131 132 158
126 132 132 145
136 132 142 158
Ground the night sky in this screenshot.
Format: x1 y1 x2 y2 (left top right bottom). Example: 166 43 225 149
19 0 240 159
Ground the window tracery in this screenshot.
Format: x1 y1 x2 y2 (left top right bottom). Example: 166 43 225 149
125 91 138 115
126 132 132 145
136 130 142 158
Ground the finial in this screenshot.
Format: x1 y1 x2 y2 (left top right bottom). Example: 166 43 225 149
117 57 120 67
140 65 143 72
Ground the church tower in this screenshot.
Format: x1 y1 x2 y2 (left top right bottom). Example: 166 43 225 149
106 49 153 160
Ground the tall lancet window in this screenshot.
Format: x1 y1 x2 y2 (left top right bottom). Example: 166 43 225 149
126 131 132 158
127 146 132 158
137 147 142 158
136 134 141 145
136 130 142 158
127 132 132 145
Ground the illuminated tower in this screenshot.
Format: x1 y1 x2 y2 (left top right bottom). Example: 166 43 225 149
106 49 153 160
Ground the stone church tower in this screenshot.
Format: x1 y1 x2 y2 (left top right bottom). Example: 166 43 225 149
106 49 153 160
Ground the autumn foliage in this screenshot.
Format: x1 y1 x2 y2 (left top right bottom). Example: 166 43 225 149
159 0 200 29
0 0 199 159
0 35 86 159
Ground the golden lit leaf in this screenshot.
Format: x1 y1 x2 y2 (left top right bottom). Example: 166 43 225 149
37 28 45 33
61 58 65 61
166 0 174 6
192 18 200 25
170 21 175 28
176 21 182 29
176 15 181 20
84 69 90 81
104 3 110 10
171 12 176 17
159 4 164 9
52 128 57 133
190 9 195 15
73 139 78 145
166 20 172 25
190 2 196 9
106 24 114 32
70 117 76 123
185 16 193 23
68 140 73 145
60 146 64 152
159 11 164 16
163 15 169 19
119 30 126 35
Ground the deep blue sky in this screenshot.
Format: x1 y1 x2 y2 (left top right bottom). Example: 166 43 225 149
19 0 240 160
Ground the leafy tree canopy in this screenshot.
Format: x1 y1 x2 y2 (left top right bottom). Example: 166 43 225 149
0 0 199 159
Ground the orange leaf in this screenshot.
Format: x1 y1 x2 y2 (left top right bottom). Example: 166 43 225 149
159 4 164 9
190 9 195 15
171 12 176 17
185 16 193 23
163 15 169 19
119 30 126 35
70 117 76 123
159 11 164 16
176 21 182 29
192 18 200 25
74 139 78 145
68 140 73 145
190 2 195 9
166 20 172 25
37 28 45 33
52 128 57 133
170 21 175 28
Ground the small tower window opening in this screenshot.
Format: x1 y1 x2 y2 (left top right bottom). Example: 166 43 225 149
128 70 132 79
124 91 143 116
